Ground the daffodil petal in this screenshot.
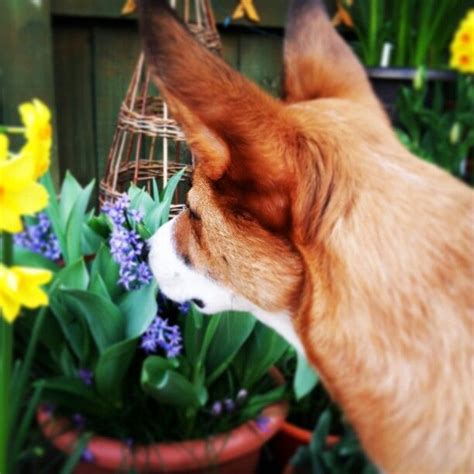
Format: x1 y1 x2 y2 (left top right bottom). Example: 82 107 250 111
18 286 49 308
4 182 49 215
0 134 9 162
0 152 36 190
0 204 24 233
12 267 53 286
0 293 20 323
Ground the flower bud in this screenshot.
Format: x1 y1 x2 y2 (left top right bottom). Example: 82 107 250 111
450 122 462 144
413 66 426 91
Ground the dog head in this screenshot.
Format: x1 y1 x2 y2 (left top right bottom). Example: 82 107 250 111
139 0 386 329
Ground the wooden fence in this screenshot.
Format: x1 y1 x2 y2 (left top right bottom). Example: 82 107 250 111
0 0 299 187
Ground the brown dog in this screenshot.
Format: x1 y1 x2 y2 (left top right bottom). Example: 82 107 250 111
138 0 474 472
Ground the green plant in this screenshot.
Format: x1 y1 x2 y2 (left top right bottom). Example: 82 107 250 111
15 171 289 471
396 70 474 179
290 408 377 474
341 0 471 67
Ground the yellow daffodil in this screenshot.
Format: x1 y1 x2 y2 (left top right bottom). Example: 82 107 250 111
450 9 474 73
0 264 52 323
0 151 49 233
19 99 52 178
0 134 8 162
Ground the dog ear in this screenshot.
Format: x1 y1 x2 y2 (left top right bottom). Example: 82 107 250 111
137 0 293 189
284 0 384 114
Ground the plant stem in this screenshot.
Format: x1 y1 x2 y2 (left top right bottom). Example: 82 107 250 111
0 126 25 134
368 0 379 66
0 232 13 474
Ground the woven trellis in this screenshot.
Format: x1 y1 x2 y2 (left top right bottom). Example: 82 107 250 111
99 0 221 216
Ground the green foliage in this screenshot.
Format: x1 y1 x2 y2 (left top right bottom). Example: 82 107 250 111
41 171 97 265
291 408 378 474
396 72 474 179
342 0 470 67
24 170 289 448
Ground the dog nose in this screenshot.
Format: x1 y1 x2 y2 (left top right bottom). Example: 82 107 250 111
191 298 205 309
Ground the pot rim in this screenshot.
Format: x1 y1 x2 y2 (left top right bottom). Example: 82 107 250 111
37 369 288 471
366 67 456 81
280 420 340 447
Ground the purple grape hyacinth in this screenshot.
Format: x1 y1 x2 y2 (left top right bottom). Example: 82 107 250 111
141 314 182 358
77 368 94 386
102 194 153 291
14 213 61 262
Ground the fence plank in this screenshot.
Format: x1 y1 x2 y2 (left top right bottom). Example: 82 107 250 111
239 32 283 96
93 25 141 179
0 0 59 182
53 25 96 186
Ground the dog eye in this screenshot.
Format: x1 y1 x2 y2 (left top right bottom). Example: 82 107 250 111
186 204 201 221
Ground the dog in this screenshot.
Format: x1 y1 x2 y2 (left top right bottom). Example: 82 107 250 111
138 0 474 472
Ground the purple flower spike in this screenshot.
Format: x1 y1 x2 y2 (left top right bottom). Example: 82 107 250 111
129 208 144 223
140 315 182 358
255 415 271 432
14 213 61 262
236 389 248 404
81 447 94 463
224 399 235 413
78 368 94 386
178 301 191 314
73 413 86 429
211 401 223 417
107 220 153 290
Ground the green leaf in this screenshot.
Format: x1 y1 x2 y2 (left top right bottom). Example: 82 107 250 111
119 282 158 339
310 409 332 453
95 338 138 404
13 247 60 272
237 385 286 422
184 305 205 363
129 185 155 215
49 292 92 363
61 289 125 353
59 171 84 223
56 258 89 290
235 322 289 389
205 311 256 384
294 351 319 401
159 168 186 226
38 377 111 416
90 244 122 300
141 356 200 408
59 433 92 474
82 220 103 256
42 171 67 258
88 272 110 299
65 180 95 263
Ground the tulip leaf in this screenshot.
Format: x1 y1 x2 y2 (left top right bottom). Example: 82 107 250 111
234 322 289 389
95 338 138 404
65 180 94 264
205 311 256 384
56 258 89 290
294 351 319 401
119 282 157 339
159 168 186 226
37 377 111 417
90 244 121 299
141 356 200 408
61 289 125 353
13 247 60 272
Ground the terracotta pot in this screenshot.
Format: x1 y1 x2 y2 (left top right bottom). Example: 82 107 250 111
37 371 287 473
271 421 339 469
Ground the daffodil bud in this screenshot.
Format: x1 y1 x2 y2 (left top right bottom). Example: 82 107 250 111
450 122 462 144
413 66 426 91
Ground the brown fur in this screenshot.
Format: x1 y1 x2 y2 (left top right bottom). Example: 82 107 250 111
138 1 474 472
